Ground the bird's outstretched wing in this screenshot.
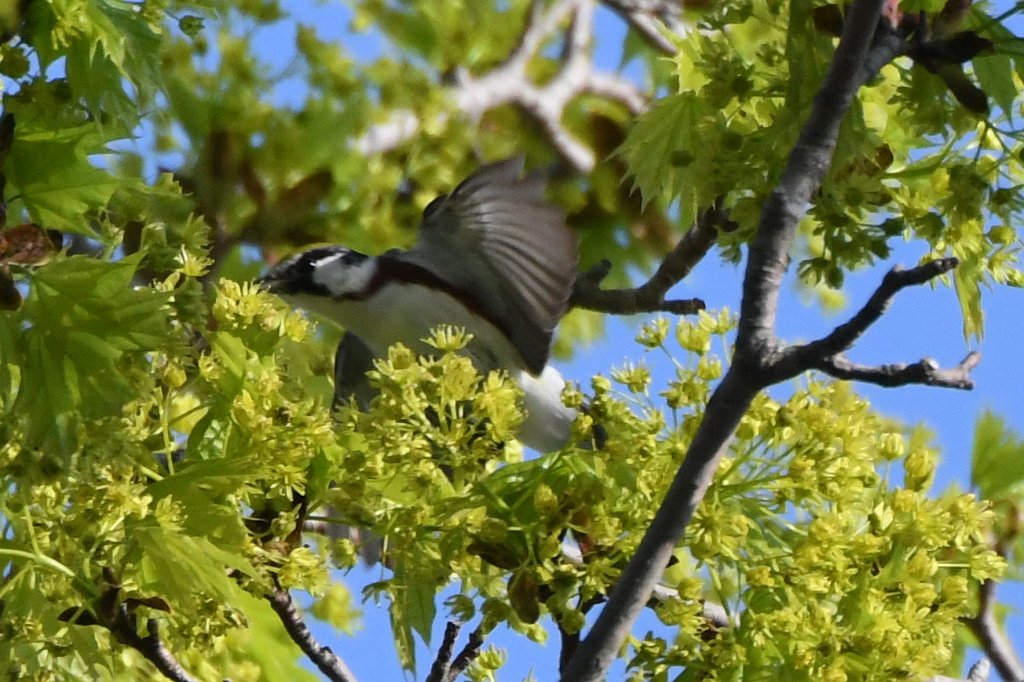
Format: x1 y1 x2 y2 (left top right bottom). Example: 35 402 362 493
396 158 579 374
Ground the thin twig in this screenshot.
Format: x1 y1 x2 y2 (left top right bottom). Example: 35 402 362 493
426 621 462 682
267 587 359 682
559 545 730 628
813 351 979 389
570 202 728 315
775 258 981 389
964 579 1024 681
799 258 961 359
447 626 486 681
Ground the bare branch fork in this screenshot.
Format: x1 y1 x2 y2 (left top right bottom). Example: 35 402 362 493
560 2 975 679
267 587 359 682
425 621 486 682
356 0 647 172
787 257 980 390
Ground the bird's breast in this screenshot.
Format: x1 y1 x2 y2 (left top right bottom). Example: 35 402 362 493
338 283 522 374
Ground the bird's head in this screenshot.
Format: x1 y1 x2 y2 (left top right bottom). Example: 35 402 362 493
260 246 375 299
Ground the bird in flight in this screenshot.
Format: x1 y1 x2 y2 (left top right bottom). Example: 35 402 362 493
260 158 582 452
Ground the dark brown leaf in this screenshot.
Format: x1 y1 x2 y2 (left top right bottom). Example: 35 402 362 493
508 570 541 624
277 169 334 213
0 113 14 165
0 271 21 310
0 224 62 265
811 4 844 37
467 540 521 569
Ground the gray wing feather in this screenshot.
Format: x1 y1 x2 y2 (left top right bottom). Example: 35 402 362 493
405 158 579 374
333 332 378 410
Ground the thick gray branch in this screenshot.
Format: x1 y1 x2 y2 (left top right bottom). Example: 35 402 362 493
425 621 462 682
560 2 894 680
737 4 899 352
447 626 485 681
267 588 358 682
560 370 760 682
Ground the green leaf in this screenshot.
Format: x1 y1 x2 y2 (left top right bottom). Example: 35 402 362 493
15 255 169 455
971 410 1024 500
619 93 701 212
131 523 254 605
952 250 984 340
388 557 438 670
0 312 21 412
6 130 122 234
388 588 416 671
404 573 437 648
973 54 1016 117
147 458 255 549
148 457 257 501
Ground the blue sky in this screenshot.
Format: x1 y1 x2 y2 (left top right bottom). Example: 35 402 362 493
236 2 1024 679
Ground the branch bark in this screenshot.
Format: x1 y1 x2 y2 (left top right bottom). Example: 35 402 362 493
425 621 462 682
964 579 1024 682
447 625 485 681
560 2 943 679
114 619 198 682
267 587 358 682
570 201 730 315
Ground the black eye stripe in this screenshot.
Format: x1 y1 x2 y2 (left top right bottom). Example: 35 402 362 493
261 247 369 296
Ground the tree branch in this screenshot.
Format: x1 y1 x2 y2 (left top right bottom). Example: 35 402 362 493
446 625 485 681
799 258 961 359
600 0 686 56
426 621 462 682
737 6 901 352
967 658 992 682
771 257 980 389
561 2 901 679
813 352 979 389
267 587 358 682
63 572 196 682
570 202 729 315
355 0 649 171
964 579 1024 682
113 619 197 682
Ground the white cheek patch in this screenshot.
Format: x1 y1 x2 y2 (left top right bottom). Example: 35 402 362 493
313 258 377 297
